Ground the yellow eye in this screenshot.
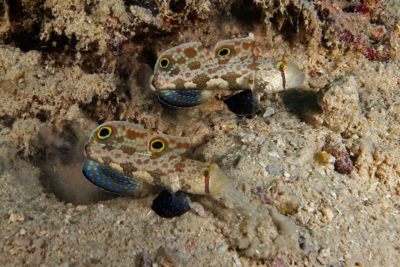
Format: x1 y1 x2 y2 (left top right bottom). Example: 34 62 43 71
159 58 170 69
217 47 231 57
150 139 166 152
277 55 287 71
97 126 112 140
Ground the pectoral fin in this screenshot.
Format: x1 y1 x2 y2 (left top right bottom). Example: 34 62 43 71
224 90 260 116
81 158 143 196
158 89 212 108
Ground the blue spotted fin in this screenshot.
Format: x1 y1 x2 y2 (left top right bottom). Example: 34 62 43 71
158 89 212 107
224 90 260 116
81 158 143 195
151 190 191 218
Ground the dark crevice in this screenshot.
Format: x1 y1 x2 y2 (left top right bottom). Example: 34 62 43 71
0 2 4 20
80 53 102 74
38 33 79 69
280 89 322 118
270 3 306 44
131 29 172 45
138 46 158 70
36 110 50 122
4 0 45 51
115 49 137 81
40 32 78 54
115 44 156 96
0 115 16 128
230 0 263 27
6 17 42 52
169 0 186 14
84 2 96 15
6 0 24 21
3 1 90 70
123 84 132 100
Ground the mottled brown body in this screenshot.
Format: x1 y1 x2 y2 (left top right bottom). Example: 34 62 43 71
152 34 304 108
84 121 229 196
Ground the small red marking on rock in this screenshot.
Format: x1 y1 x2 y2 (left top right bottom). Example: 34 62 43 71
309 70 317 77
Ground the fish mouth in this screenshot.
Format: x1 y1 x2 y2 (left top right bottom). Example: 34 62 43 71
83 143 89 157
284 61 305 89
149 74 156 91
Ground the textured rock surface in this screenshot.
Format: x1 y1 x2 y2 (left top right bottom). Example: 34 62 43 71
1 0 400 265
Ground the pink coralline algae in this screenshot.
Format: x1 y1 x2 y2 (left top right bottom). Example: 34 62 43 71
314 0 396 61
323 139 355 175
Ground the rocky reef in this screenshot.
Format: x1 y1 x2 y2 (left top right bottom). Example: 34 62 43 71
0 0 399 265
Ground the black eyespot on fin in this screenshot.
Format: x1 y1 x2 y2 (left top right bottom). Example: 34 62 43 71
224 90 259 116
151 190 190 218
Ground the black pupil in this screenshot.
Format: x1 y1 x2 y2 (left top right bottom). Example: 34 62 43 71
219 48 229 56
161 59 168 67
99 128 110 137
152 141 163 149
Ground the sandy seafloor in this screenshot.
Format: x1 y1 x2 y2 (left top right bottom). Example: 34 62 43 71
0 0 400 265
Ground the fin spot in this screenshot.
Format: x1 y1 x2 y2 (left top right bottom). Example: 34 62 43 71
151 190 190 218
